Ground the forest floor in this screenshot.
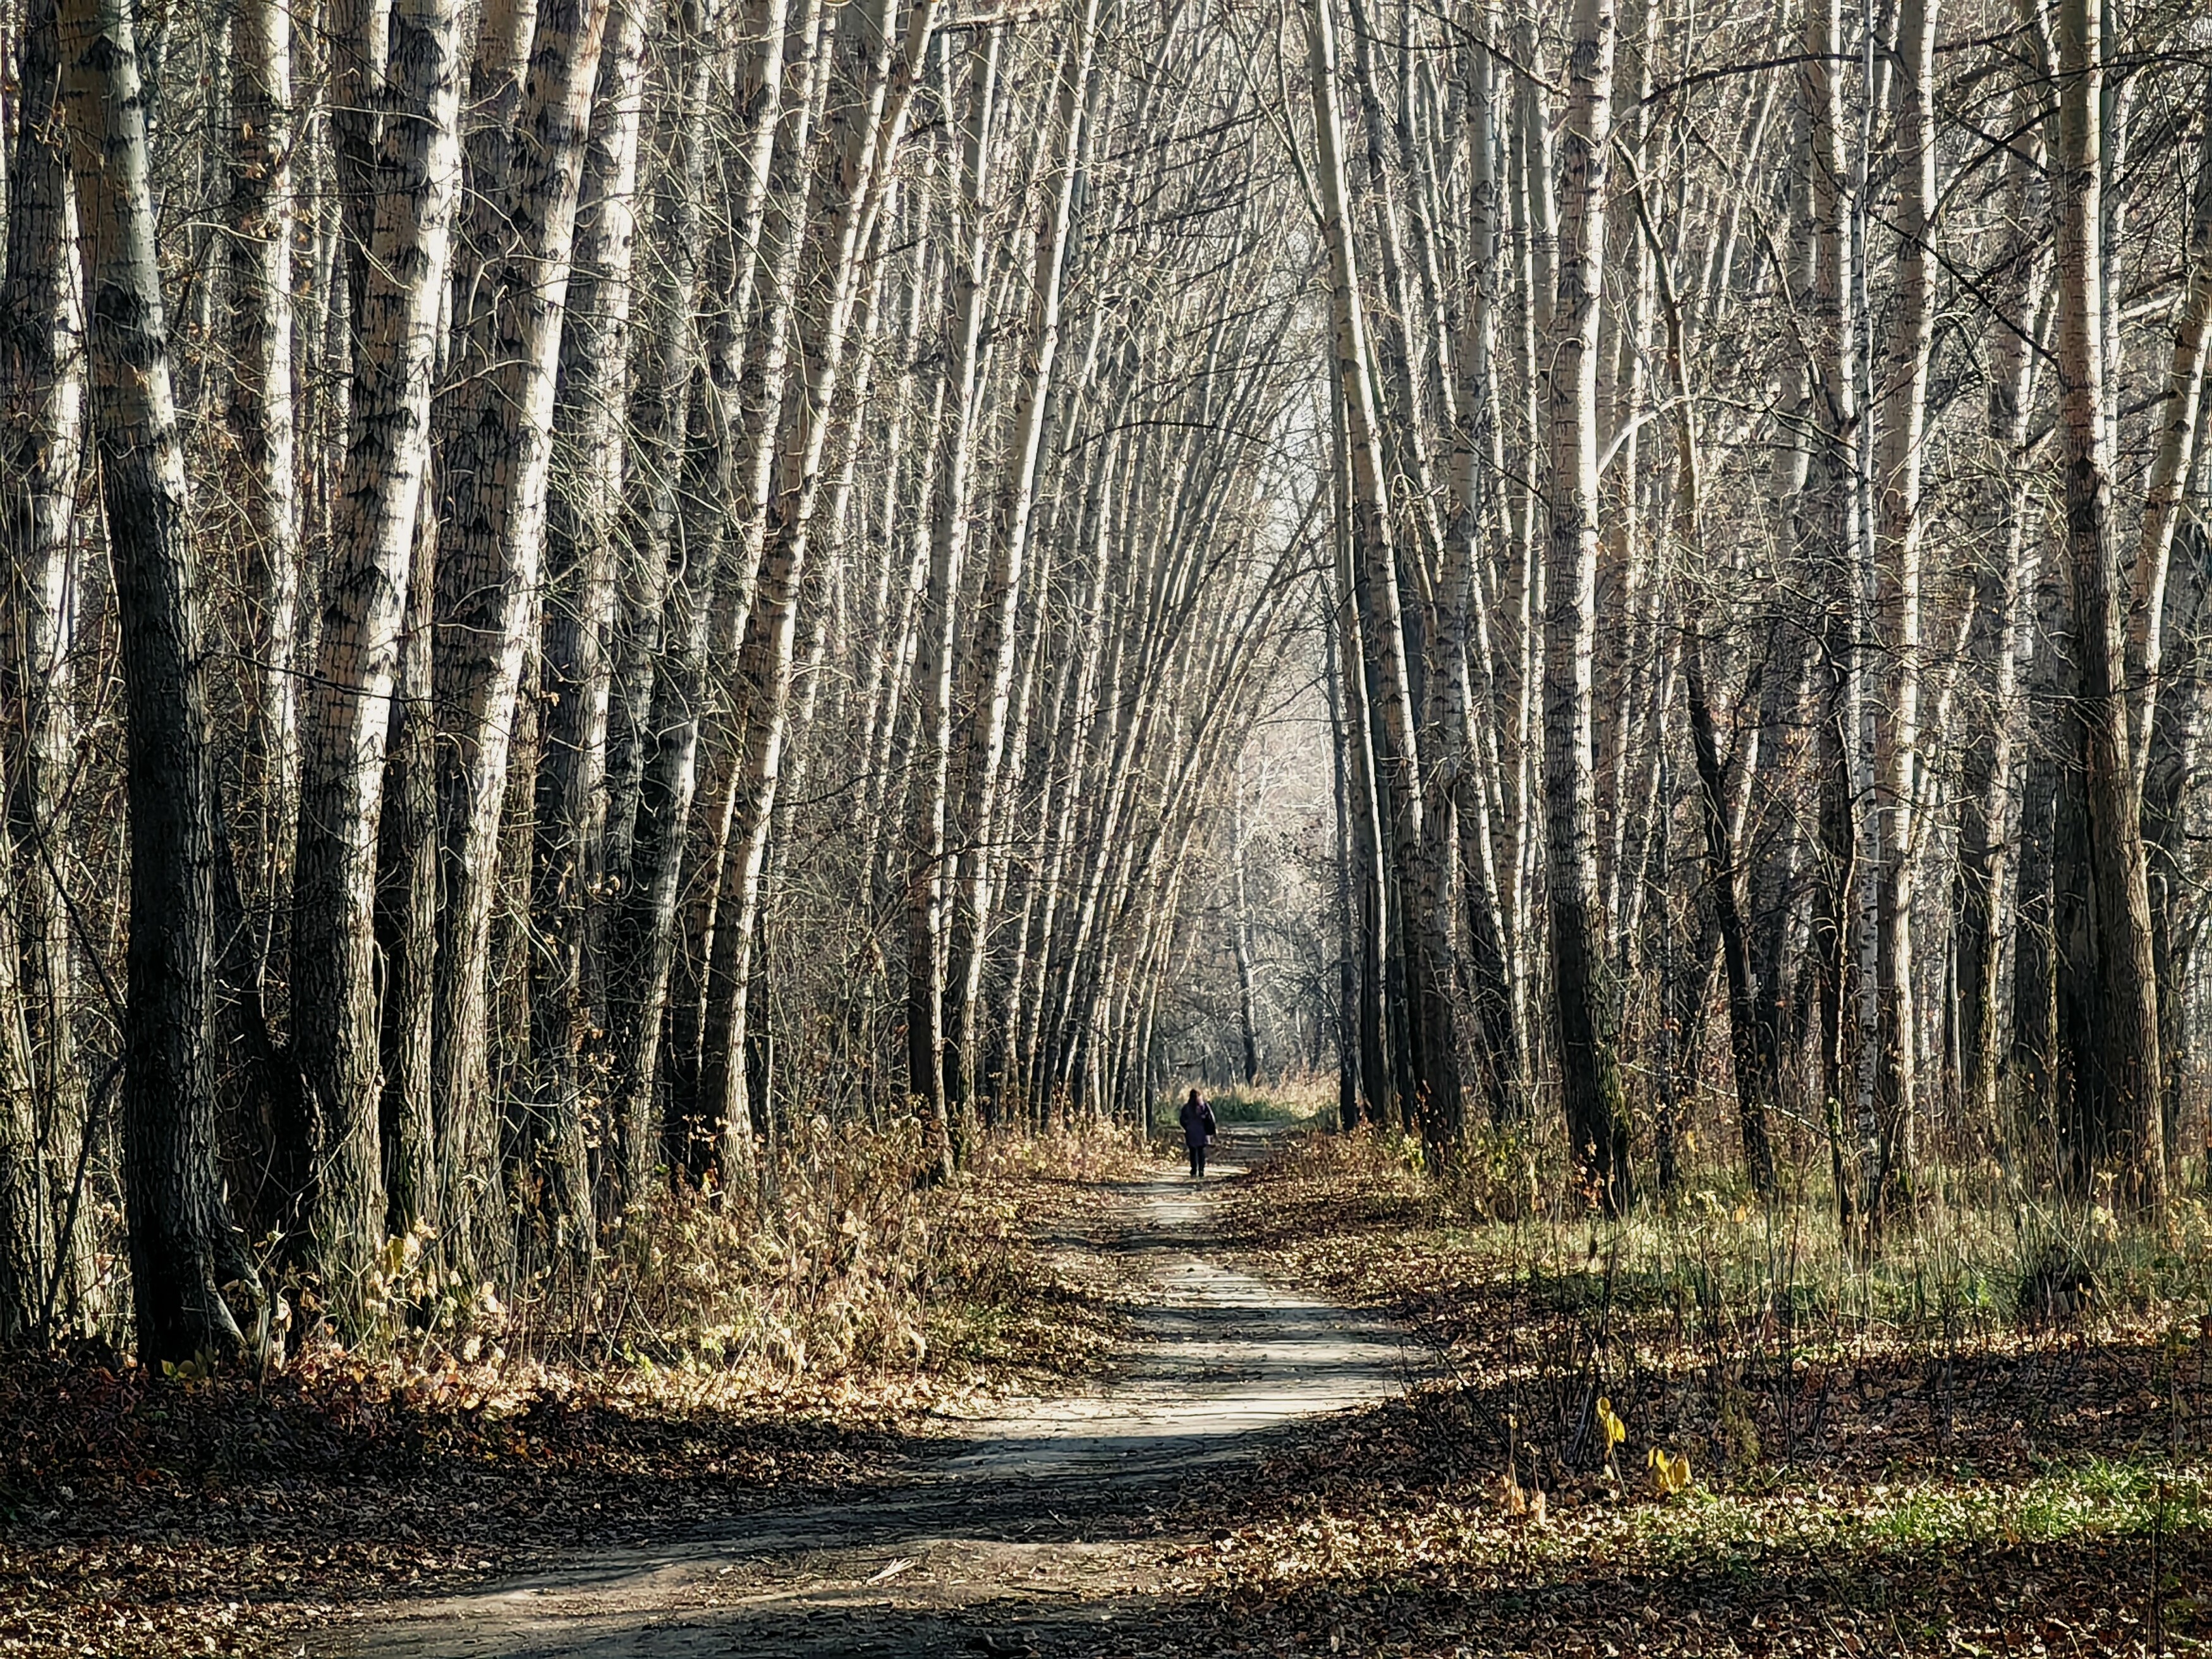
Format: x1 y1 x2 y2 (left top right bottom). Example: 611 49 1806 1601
13 1119 2211 1656
0 1143 1139 1658
327 1119 1415 1656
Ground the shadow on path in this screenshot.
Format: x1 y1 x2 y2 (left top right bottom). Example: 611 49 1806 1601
336 1125 1415 1657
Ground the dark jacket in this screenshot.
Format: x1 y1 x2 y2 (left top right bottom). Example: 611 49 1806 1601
1178 1096 1217 1146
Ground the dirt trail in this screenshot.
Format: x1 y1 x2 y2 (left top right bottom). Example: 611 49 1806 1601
334 1127 1411 1657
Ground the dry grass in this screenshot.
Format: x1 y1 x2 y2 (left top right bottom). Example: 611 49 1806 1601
1176 1124 2212 1656
0 1119 1143 1658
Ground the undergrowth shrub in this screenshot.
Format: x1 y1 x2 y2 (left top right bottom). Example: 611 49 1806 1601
270 1114 1142 1390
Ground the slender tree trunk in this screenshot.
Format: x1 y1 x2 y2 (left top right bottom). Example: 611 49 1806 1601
1445 11 1519 1128
2145 536 2209 1167
1542 0 1628 1214
58 0 250 1361
2126 67 2212 804
1307 0 1456 1145
293 0 466 1318
376 495 442 1241
1957 99 2047 1154
702 0 933 1182
1230 774 1261 1086
661 0 822 1177
597 1 715 903
228 0 301 983
0 0 95 1337
854 229 930 905
1868 0 1935 1203
1627 162 1778 1199
1328 368 1392 1130
1327 613 1361 1129
2013 551 2065 1148
1507 20 1553 1078
1801 0 1861 1220
522 0 651 1265
908 28 1000 1148
427 0 611 1262
330 0 391 350
0 798 51 1339
598 0 769 1205
947 0 1097 1112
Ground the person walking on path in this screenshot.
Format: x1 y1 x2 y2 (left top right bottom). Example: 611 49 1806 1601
1178 1088 1218 1179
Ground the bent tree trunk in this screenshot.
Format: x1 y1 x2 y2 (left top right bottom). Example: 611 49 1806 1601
58 0 248 1361
1306 0 1457 1146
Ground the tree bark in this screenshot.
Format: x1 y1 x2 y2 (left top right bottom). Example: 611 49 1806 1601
2051 0 2163 1210
293 0 467 1318
427 0 611 1263
523 0 652 1266
58 0 250 1361
1541 0 1628 1215
0 0 95 1337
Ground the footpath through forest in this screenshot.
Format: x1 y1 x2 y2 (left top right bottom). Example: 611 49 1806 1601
339 1124 1414 1656
17 1119 2204 1655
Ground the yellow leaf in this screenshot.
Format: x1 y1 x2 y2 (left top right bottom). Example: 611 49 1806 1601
1596 1396 1626 1451
1647 1446 1691 1497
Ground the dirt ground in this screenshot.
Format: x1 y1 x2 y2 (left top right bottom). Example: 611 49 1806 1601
334 1124 1409 1657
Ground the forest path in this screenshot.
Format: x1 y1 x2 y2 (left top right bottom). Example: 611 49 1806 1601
336 1124 1414 1656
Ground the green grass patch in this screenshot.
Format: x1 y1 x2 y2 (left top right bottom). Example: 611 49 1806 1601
1151 1078 1335 1134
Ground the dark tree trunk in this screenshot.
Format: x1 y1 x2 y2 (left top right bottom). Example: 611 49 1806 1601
58 0 248 1361
1686 631 1778 1198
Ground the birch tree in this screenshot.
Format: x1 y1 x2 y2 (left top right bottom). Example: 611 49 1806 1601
292 0 468 1316
1541 0 1628 1213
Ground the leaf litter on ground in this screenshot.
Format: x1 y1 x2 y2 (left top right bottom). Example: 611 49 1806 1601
29 1123 2211 1658
1110 1128 2212 1656
0 1140 1143 1658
